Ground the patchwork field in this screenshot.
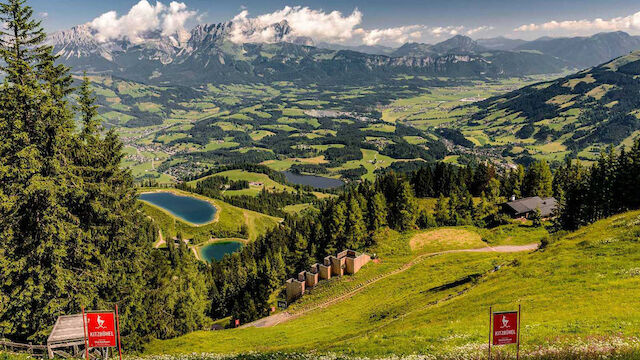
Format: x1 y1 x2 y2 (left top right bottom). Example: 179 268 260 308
88 74 550 185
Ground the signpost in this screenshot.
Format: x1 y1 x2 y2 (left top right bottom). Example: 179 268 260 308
81 307 123 360
488 305 521 360
86 312 116 348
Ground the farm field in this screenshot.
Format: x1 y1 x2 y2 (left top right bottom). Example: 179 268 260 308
144 210 640 357
89 74 558 185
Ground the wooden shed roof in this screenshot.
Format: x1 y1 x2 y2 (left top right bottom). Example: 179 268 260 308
47 314 85 345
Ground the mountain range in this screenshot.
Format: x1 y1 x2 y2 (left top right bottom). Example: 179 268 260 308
48 21 565 85
49 16 640 86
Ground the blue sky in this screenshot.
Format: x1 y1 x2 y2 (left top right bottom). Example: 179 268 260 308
30 0 640 45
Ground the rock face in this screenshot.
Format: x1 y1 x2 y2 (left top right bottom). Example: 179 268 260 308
47 21 567 85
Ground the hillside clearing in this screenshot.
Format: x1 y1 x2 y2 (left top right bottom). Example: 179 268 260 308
145 210 640 357
409 228 485 252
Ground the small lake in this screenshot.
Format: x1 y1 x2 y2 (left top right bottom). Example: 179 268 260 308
139 192 216 225
200 241 243 262
283 171 345 189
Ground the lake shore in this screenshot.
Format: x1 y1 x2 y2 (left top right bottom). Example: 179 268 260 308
138 188 222 226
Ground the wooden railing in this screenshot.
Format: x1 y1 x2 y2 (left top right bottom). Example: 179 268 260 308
0 339 47 357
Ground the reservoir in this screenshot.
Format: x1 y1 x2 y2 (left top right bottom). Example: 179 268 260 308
283 171 345 189
200 241 243 262
139 192 216 225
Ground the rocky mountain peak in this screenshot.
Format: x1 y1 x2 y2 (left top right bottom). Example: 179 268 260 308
431 35 483 54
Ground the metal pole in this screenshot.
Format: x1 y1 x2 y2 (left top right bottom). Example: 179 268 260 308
115 304 123 360
488 306 492 360
517 304 521 360
82 307 89 360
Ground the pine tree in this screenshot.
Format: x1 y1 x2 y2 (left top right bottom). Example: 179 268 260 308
394 181 417 231
434 194 450 226
345 196 366 249
293 233 311 273
523 160 553 198
531 207 543 227
367 191 388 231
0 1 173 348
0 0 83 340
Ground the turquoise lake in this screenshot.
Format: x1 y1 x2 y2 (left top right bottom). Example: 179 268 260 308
200 241 243 262
139 192 216 225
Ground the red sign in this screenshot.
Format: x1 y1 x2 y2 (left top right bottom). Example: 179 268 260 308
493 311 518 345
86 312 117 347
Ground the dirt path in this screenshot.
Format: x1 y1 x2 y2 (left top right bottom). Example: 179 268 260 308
152 227 165 249
241 243 539 329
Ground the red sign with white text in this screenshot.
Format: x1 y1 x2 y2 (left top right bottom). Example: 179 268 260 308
86 312 117 347
493 311 518 345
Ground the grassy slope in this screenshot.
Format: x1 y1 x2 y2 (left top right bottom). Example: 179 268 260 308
145 211 640 357
140 189 281 242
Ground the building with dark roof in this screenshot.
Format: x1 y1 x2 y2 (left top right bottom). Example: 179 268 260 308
502 196 557 219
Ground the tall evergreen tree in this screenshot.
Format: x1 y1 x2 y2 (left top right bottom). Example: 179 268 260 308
523 160 553 198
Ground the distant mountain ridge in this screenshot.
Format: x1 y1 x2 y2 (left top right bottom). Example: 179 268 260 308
477 36 527 51
514 31 640 68
48 23 567 85
479 32 640 68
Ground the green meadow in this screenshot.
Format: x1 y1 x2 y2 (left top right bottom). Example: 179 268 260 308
145 210 640 357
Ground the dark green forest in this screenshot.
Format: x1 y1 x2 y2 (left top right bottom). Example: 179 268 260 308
0 0 209 349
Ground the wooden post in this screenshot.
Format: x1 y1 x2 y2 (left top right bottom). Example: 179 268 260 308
488 306 492 360
115 304 123 360
517 304 521 360
82 307 89 360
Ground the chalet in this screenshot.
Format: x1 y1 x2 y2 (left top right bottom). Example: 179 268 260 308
503 196 557 219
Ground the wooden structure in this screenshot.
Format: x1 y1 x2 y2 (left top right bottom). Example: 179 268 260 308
46 314 104 359
2 311 120 360
286 249 371 302
0 339 47 357
502 196 557 219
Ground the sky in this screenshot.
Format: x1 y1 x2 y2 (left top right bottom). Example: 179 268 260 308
28 0 640 46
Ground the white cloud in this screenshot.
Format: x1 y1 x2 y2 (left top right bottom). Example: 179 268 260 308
90 0 196 43
359 24 493 46
429 25 465 37
515 11 640 34
39 12 49 19
162 2 196 38
466 26 494 35
361 25 422 46
229 6 363 44
87 2 493 47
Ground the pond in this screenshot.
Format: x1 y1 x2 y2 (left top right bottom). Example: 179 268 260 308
282 171 345 189
200 241 243 262
139 191 216 225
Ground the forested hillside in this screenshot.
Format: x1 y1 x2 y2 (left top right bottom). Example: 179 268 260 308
459 52 640 163
0 0 210 349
